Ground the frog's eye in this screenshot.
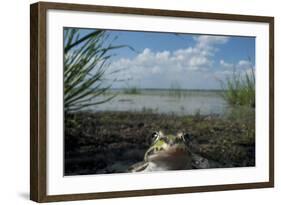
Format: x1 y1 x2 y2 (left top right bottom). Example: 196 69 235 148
150 131 160 144
152 132 159 139
183 133 194 144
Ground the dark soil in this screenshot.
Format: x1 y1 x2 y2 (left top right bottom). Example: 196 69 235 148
64 111 255 175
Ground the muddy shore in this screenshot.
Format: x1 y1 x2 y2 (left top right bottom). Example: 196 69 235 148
64 110 255 175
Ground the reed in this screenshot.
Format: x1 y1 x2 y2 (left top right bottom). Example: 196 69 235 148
123 86 141 95
63 28 125 112
220 65 255 108
169 82 185 98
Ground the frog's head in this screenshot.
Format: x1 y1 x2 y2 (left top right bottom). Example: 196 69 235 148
144 131 190 162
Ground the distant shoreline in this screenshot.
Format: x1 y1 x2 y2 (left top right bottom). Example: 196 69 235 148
109 88 226 92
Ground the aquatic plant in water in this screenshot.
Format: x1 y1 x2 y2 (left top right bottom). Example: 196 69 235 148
220 63 255 108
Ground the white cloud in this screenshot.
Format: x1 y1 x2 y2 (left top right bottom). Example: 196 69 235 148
219 59 253 71
195 36 229 47
107 35 230 89
220 60 234 69
194 36 229 56
215 59 255 81
237 60 253 70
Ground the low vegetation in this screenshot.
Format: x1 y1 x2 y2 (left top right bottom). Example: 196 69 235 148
169 82 186 98
220 65 255 108
123 86 141 95
65 111 255 175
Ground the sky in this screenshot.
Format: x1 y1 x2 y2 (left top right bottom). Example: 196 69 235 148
73 28 255 90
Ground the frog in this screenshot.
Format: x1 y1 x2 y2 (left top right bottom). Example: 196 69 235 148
129 131 193 172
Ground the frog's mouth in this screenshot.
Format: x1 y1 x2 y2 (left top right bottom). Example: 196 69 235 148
146 147 191 170
148 147 189 162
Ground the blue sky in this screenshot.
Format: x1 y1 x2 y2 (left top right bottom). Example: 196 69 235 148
74 28 255 90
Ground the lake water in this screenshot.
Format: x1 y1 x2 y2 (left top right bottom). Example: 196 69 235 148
90 89 229 116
